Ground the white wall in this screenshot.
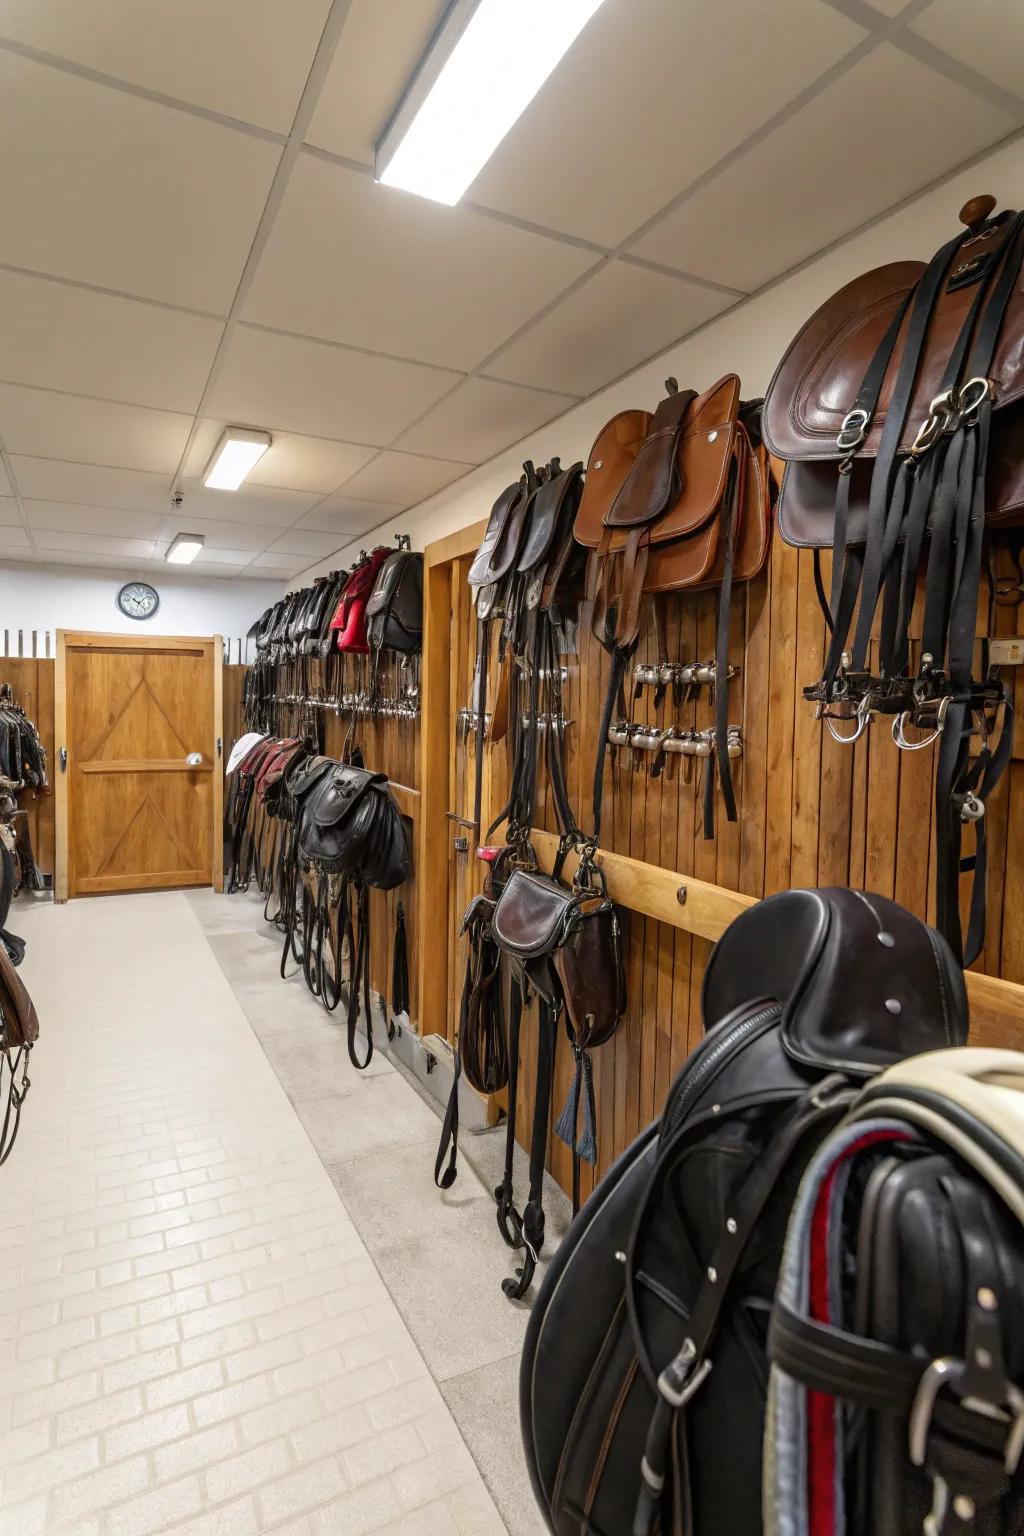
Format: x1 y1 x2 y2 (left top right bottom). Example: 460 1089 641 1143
0 561 280 658
299 132 1024 578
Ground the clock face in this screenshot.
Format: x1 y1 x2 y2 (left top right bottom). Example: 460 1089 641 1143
117 581 159 621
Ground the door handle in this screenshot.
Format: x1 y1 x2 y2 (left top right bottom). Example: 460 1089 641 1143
185 752 203 767
59 746 67 773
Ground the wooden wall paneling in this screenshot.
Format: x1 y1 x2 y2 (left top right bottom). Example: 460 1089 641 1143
764 541 799 894
670 591 698 1070
1001 762 1024 985
740 570 771 897
791 550 823 890
419 556 454 1044
653 596 682 1121
1 658 56 884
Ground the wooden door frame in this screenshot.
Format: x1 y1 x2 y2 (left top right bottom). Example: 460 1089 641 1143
54 631 224 902
417 522 486 1041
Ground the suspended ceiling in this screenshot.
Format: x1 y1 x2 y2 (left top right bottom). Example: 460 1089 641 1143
0 0 1021 582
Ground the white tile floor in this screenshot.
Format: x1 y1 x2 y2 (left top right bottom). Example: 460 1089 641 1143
0 892 507 1536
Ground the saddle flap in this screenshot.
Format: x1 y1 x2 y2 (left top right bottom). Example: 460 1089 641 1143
285 752 334 801
308 763 389 830
763 212 1024 462
365 553 401 619
573 410 652 550
492 870 576 960
468 478 528 589
605 386 697 530
517 461 584 574
459 892 497 937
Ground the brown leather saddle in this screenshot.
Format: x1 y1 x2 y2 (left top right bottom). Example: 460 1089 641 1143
762 194 1024 966
574 374 772 837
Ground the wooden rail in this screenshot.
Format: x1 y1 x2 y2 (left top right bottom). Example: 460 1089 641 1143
532 829 1024 1050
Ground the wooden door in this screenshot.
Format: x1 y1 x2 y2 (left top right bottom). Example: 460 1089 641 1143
56 633 223 899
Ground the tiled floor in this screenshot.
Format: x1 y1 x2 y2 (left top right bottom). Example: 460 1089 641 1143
0 889 531 1536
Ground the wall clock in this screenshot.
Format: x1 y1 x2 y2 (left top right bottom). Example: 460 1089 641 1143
117 581 160 621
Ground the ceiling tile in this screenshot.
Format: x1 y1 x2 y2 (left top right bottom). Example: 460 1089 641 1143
33 529 156 557
152 516 274 552
0 526 31 551
240 562 294 578
487 261 736 396
0 461 10 495
0 0 331 134
243 158 597 371
0 51 280 311
266 529 347 557
174 477 318 527
183 419 377 493
209 326 460 446
0 384 192 473
338 451 472 506
249 551 309 575
0 269 222 412
911 0 1024 99
10 457 171 512
469 0 862 247
0 497 21 527
191 545 260 566
394 378 574 464
629 45 1019 291
23 501 164 538
305 0 445 163
297 497 400 536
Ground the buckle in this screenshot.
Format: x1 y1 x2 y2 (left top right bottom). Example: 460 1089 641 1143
836 407 870 453
957 375 994 425
910 1356 1024 1479
656 1340 712 1409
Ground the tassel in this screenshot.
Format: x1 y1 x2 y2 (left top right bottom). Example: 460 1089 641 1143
554 1047 598 1165
577 1049 597 1165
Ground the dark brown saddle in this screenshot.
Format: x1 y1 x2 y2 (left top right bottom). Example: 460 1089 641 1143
574 374 772 838
762 194 1024 967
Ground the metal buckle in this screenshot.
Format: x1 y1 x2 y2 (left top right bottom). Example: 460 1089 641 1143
910 1356 1024 1482
961 791 986 824
909 390 957 457
656 1340 713 1409
957 375 994 424
836 407 870 453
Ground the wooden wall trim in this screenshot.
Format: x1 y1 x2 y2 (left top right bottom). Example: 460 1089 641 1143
425 519 487 569
531 828 1024 1045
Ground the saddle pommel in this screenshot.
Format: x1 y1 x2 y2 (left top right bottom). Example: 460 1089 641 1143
959 193 997 231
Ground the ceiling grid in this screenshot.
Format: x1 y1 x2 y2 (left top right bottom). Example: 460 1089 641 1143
0 0 1018 582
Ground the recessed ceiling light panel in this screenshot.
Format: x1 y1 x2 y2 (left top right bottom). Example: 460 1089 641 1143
165 532 205 565
203 428 272 491
376 0 608 206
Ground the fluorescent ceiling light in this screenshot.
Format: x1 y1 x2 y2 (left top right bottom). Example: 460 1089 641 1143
166 532 205 566
203 427 271 491
376 0 608 206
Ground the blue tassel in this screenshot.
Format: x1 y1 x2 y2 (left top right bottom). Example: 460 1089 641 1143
577 1050 597 1166
554 1049 598 1165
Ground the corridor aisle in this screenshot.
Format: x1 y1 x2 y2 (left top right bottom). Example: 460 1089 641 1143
0 893 507 1536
